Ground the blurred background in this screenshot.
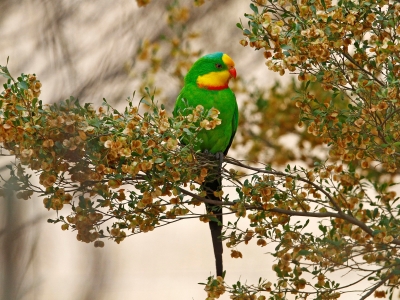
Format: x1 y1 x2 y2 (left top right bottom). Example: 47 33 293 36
0 1 283 299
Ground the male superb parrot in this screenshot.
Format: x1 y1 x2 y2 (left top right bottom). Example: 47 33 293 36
173 52 238 277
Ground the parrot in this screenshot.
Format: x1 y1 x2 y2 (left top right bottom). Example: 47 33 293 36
173 52 238 277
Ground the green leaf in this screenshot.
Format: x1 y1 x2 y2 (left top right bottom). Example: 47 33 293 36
392 269 400 275
388 60 393 71
139 97 151 106
208 215 221 224
298 249 312 256
0 71 11 80
281 44 292 50
250 3 259 14
88 118 101 128
18 81 29 90
183 128 193 136
326 6 337 12
154 158 164 164
79 196 87 209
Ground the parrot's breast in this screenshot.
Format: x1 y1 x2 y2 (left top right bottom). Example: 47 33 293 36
174 84 237 154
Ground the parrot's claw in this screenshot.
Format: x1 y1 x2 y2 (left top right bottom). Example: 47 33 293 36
215 152 224 168
202 150 224 168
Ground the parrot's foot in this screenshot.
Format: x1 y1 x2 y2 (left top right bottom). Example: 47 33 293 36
215 152 224 168
203 150 224 168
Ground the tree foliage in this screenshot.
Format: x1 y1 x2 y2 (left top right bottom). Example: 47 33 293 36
2 0 400 299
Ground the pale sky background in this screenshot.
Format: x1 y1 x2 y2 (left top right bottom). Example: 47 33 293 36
0 0 384 299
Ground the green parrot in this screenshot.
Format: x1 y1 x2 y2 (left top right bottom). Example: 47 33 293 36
173 52 238 277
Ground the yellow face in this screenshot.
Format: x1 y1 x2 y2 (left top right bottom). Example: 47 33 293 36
196 54 236 90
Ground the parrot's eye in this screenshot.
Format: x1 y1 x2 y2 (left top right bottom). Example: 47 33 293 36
215 63 222 69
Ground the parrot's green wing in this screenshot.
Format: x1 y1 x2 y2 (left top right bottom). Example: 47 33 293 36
223 99 238 155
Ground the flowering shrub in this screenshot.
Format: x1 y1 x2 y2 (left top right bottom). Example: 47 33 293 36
0 64 220 246
2 0 400 299
239 0 400 174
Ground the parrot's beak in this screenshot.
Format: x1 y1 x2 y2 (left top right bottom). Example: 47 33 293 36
229 67 237 79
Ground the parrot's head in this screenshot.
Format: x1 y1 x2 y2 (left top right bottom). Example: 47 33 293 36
185 52 237 90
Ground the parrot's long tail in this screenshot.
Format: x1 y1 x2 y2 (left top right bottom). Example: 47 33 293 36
203 171 223 277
